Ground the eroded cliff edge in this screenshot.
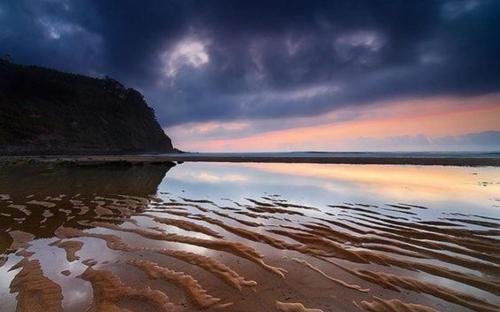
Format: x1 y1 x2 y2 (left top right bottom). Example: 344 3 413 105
0 60 174 155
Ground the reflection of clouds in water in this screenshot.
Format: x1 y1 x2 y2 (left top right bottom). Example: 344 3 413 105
170 170 248 184
414 270 500 310
1 163 500 311
36 238 93 311
62 287 91 311
163 163 500 221
0 237 93 312
169 241 214 255
0 259 18 311
100 216 217 256
242 163 500 203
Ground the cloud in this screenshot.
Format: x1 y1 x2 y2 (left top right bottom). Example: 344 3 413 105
354 131 500 151
165 94 500 152
0 0 104 73
161 37 210 78
2 0 500 135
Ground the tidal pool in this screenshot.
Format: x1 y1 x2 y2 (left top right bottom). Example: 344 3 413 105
0 162 499 312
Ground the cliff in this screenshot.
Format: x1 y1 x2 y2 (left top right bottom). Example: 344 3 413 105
0 60 174 155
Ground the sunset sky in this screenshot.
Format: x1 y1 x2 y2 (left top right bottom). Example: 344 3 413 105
2 0 500 151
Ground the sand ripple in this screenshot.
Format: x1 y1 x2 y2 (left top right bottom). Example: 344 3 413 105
1 189 500 311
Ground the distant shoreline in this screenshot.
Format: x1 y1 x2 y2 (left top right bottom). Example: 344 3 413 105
1 152 500 167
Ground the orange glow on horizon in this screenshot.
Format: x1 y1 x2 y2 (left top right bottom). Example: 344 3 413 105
166 93 500 151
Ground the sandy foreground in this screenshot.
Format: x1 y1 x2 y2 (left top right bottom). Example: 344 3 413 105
1 188 499 312
1 152 500 166
0 162 499 312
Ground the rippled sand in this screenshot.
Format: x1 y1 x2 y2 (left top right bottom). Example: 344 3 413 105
0 163 499 312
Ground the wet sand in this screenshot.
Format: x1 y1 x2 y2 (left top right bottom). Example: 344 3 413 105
0 163 499 312
1 151 500 166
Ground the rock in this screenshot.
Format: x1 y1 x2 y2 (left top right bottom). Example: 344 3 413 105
0 61 174 155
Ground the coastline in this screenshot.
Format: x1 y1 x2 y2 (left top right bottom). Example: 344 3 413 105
1 152 500 166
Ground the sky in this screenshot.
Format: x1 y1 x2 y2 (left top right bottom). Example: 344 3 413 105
1 0 500 151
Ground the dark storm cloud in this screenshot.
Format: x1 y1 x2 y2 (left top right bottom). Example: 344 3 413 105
1 0 500 126
0 0 103 74
354 131 500 151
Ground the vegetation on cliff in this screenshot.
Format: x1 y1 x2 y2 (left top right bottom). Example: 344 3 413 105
0 59 173 155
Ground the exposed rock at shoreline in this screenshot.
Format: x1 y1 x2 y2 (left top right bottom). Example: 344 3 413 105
0 60 173 155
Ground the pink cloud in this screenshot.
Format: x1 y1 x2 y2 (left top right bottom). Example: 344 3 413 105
165 93 500 152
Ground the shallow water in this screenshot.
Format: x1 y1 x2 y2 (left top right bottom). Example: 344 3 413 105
0 162 499 312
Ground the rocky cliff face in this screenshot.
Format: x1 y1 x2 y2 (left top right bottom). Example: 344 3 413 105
0 61 174 155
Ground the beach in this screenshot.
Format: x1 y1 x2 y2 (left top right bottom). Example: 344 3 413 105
0 161 499 311
4 1 500 311
2 151 500 166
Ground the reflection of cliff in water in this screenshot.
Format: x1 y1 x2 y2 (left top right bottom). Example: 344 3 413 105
0 163 174 252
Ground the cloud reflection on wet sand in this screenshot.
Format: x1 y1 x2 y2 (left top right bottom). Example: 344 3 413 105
0 163 499 311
